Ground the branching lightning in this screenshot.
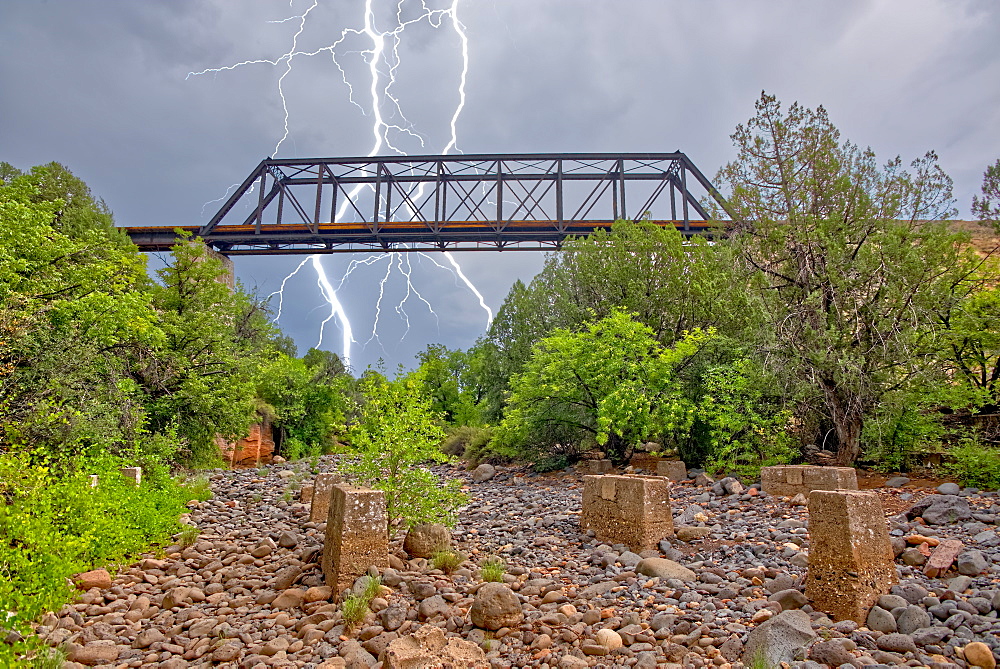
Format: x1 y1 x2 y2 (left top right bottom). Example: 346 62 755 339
190 0 492 370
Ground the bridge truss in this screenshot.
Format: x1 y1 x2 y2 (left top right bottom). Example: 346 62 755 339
124 153 731 255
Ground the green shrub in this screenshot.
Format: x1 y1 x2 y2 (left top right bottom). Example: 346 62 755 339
946 437 1000 490
0 451 199 665
340 593 368 630
479 556 506 583
431 549 465 575
531 453 576 473
441 425 493 459
360 574 382 602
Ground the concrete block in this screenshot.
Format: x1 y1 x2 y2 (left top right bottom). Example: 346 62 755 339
580 475 674 552
322 484 389 598
310 472 344 523
760 465 857 497
656 460 688 481
805 490 897 622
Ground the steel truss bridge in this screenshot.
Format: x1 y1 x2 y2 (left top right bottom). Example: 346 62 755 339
123 153 731 255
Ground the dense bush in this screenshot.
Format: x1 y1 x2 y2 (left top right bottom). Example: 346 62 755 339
0 452 206 664
946 437 1000 490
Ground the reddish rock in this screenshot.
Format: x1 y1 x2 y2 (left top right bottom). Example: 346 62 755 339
924 539 964 578
217 422 274 466
74 569 112 590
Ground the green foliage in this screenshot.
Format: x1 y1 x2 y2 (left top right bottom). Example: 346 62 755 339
339 593 369 631
340 370 467 532
862 387 951 472
715 92 979 464
470 221 754 423
256 350 349 460
440 425 493 459
361 574 383 602
339 574 382 631
479 556 506 583
946 436 1000 490
141 236 276 465
0 452 198 665
415 344 480 426
973 158 1000 230
431 549 465 574
699 359 797 479
494 311 709 465
941 278 1000 409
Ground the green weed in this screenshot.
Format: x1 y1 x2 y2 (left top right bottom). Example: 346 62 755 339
479 556 506 583
431 549 464 575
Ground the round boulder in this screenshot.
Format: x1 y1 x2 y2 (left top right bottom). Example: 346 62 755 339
635 558 696 582
470 582 523 631
403 523 451 558
471 463 496 482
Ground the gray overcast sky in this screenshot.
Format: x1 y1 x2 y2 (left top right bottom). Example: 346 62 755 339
2 1 998 372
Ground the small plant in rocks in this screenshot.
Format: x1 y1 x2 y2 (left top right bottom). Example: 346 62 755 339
479 556 506 582
177 524 199 548
340 593 368 631
361 574 382 601
431 549 465 574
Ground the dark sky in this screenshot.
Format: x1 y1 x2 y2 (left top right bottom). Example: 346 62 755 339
2 0 998 372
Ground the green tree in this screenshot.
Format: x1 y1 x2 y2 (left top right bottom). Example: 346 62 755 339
494 311 712 465
256 350 349 459
339 370 465 532
414 344 479 426
973 158 1000 229
0 172 161 464
139 236 276 466
715 92 984 464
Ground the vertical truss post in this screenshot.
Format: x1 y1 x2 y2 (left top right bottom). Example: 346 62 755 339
496 160 503 230
434 160 443 232
556 158 564 232
384 168 392 227
373 163 382 233
254 170 267 233
313 163 323 233
681 163 690 232
276 188 285 226
670 177 677 220
329 174 339 225
618 158 626 222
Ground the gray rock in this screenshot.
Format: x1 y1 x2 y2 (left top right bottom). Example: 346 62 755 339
618 551 642 568
471 463 496 482
741 610 817 667
948 575 973 593
403 523 451 558
878 595 909 611
768 588 808 611
885 477 910 488
809 639 855 667
867 606 897 633
937 482 961 495
417 594 450 621
957 550 989 575
907 495 973 525
892 582 929 604
911 626 951 645
469 582 524 631
875 633 918 654
635 558 695 582
896 605 931 635
379 605 407 631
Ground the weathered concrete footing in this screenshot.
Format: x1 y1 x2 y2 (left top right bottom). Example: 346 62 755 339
760 465 857 497
805 489 897 622
321 484 389 599
580 475 674 552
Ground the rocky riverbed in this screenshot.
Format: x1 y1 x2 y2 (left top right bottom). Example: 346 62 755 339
39 458 1000 668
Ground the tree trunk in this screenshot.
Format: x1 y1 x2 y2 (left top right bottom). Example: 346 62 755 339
822 379 863 465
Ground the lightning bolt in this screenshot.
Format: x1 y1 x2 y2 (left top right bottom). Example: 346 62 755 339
190 0 492 369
